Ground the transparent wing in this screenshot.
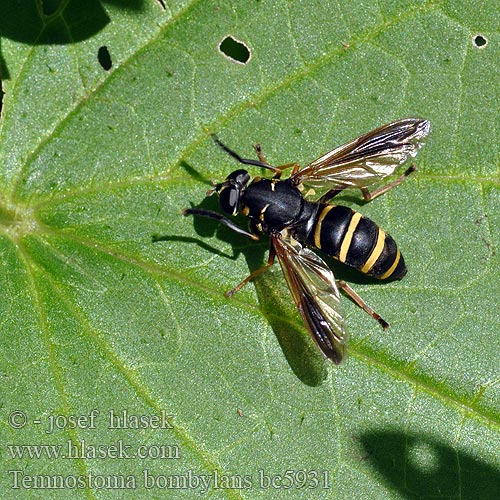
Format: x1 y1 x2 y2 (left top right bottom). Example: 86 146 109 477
272 232 348 364
291 118 430 189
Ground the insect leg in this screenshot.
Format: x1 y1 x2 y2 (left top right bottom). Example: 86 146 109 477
269 163 301 180
318 186 347 203
252 143 300 179
183 208 259 240
253 143 267 163
212 135 280 173
336 280 389 330
360 164 416 202
276 162 301 173
226 243 276 297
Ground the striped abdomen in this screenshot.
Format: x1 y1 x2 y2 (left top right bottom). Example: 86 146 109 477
308 204 406 280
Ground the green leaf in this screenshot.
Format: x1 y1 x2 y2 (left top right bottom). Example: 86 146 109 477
1 1 499 498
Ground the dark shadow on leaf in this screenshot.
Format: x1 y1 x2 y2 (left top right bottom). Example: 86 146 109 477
155 196 251 262
0 0 145 77
0 40 9 79
152 235 236 261
178 161 214 187
177 165 407 384
181 196 254 255
252 271 329 386
176 194 330 386
359 431 500 500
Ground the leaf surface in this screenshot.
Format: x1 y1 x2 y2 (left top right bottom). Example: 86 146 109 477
1 1 499 498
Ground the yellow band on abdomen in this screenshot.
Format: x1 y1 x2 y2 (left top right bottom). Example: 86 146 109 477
360 228 385 273
339 212 362 262
313 205 335 249
379 248 401 279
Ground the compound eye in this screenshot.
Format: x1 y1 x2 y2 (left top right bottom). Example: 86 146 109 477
226 169 250 186
219 186 240 216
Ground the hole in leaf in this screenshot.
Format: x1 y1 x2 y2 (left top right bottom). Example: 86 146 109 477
155 0 166 9
472 34 488 49
98 45 112 71
218 36 251 65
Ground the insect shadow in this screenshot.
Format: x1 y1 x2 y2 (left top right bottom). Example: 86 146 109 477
175 159 398 383
158 195 328 385
0 0 145 79
358 430 500 500
173 121 423 379
169 187 378 386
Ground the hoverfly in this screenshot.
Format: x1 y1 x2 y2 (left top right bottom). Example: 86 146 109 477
184 118 430 364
